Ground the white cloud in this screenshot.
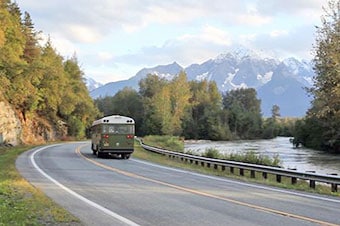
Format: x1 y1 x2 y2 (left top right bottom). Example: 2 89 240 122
64 24 102 43
201 25 232 46
238 14 271 26
270 30 289 37
97 52 114 61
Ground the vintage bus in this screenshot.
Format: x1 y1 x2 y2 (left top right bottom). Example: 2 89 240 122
91 115 135 159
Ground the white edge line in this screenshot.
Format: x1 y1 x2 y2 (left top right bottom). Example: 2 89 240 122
30 144 140 226
131 158 340 203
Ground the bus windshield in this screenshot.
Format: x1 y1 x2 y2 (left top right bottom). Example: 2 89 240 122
102 124 134 134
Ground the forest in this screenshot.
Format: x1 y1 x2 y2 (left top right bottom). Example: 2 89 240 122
0 1 100 140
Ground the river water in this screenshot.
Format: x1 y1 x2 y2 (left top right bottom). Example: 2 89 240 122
184 137 340 176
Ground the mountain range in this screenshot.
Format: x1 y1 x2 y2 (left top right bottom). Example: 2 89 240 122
88 50 315 117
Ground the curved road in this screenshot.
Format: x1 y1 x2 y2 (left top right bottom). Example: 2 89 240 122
16 142 340 226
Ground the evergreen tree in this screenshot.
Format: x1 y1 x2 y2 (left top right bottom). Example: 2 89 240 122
22 11 40 63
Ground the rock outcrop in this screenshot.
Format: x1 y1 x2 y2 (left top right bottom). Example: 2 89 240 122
0 101 21 145
0 100 67 146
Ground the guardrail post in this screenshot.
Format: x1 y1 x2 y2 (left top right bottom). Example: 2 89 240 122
306 171 316 189
291 177 297 185
331 184 338 192
201 162 204 167
289 168 297 184
262 172 267 179
221 166 226 171
214 164 218 170
250 170 255 178
230 167 234 174
240 168 244 176
207 163 211 168
276 175 281 183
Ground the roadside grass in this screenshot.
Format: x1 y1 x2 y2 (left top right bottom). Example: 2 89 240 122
0 146 81 226
133 140 339 197
142 135 184 152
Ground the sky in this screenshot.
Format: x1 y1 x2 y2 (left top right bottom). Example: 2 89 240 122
16 0 327 84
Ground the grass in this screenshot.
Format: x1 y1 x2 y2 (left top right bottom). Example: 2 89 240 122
135 138 339 196
0 146 82 226
142 135 184 152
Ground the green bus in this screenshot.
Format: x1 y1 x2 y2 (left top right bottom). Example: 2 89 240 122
91 115 135 159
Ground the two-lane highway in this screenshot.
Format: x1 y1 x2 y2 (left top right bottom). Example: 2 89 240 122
16 142 340 226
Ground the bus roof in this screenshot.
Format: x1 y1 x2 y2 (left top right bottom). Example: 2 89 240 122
92 115 135 126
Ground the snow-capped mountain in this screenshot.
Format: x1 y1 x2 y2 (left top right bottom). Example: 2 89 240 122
84 76 103 91
89 50 315 117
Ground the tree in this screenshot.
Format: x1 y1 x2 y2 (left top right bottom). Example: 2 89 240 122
169 71 191 135
223 88 262 139
62 56 100 138
271 105 281 120
183 80 230 140
139 74 167 135
22 12 40 63
37 40 66 119
301 0 340 152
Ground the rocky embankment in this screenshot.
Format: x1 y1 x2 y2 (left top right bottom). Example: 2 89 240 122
0 100 66 146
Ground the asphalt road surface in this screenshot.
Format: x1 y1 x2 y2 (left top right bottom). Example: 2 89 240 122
16 142 340 226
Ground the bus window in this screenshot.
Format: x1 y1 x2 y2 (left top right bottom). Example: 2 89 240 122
102 125 134 134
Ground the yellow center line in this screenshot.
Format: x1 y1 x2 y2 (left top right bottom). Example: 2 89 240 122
76 144 338 226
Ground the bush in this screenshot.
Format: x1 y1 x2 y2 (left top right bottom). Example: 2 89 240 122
202 148 222 159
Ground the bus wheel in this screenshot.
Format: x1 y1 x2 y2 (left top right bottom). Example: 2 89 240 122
97 150 102 158
121 154 130 159
92 144 97 155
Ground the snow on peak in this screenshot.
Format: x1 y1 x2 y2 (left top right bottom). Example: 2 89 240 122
257 71 273 84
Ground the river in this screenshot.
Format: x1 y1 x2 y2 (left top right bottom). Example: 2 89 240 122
184 137 340 176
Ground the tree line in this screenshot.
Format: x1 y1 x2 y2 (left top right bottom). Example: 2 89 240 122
95 72 294 140
0 1 100 139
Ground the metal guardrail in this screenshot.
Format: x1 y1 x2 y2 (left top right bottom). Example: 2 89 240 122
139 140 340 193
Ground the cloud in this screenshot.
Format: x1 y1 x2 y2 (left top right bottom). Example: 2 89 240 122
18 0 277 42
114 25 233 67
16 0 327 83
248 25 316 60
256 0 324 21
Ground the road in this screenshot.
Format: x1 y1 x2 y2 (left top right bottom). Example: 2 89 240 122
16 142 340 226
